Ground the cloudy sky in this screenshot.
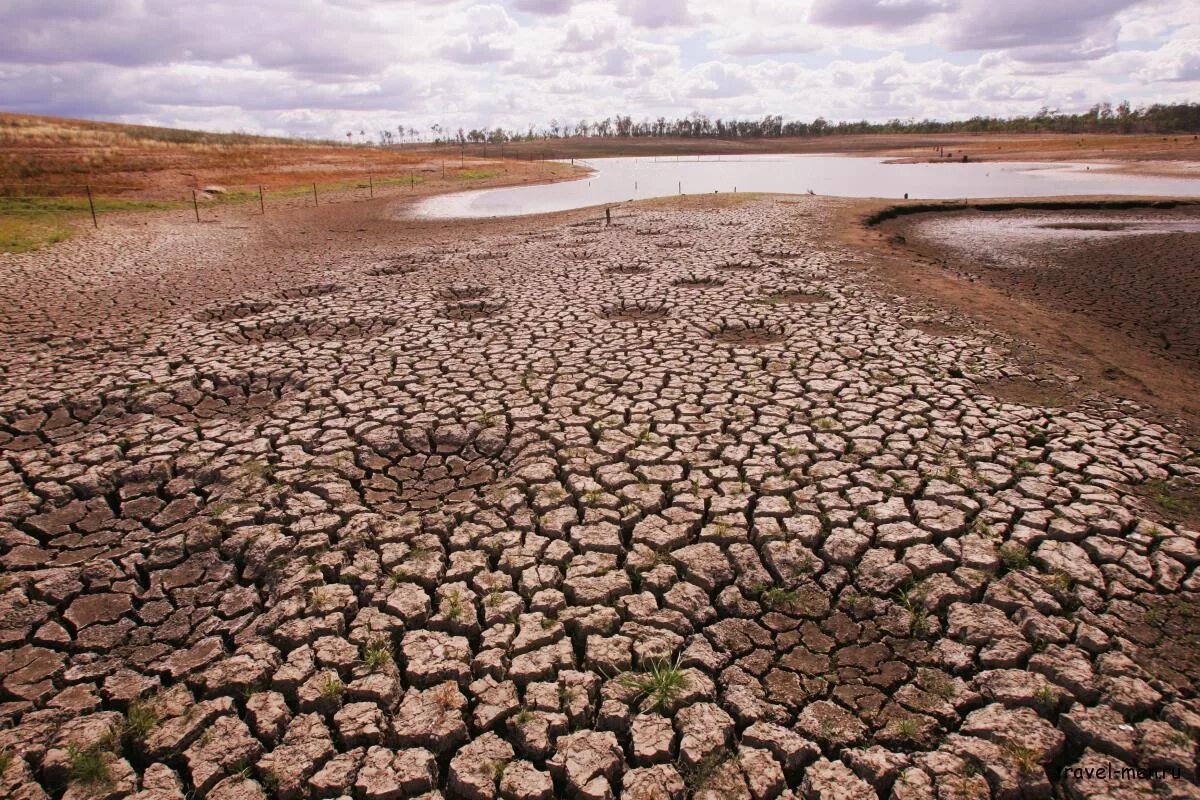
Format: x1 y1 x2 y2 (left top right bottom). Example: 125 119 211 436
1 0 1197 139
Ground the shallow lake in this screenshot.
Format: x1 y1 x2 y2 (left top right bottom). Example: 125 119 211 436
414 154 1200 218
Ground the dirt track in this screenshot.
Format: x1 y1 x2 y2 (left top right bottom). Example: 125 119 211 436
1 192 1198 800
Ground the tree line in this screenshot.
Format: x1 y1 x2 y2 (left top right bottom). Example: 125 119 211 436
372 102 1200 146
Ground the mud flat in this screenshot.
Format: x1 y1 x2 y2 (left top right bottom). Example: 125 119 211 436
896 208 1200 362
862 202 1200 435
0 192 1198 800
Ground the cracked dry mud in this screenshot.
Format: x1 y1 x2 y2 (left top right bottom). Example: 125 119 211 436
1 195 1199 800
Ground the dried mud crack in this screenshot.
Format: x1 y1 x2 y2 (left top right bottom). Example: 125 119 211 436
0 196 1198 800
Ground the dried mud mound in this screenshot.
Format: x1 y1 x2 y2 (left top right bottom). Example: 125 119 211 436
601 301 669 321
0 198 1198 800
354 420 525 512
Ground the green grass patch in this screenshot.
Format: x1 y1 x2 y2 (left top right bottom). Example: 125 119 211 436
456 168 500 180
0 195 177 253
67 743 112 787
617 657 688 712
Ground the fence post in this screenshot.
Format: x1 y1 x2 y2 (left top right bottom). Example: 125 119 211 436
313 183 318 206
259 185 265 214
369 175 374 199
192 189 200 222
442 161 446 180
86 184 98 228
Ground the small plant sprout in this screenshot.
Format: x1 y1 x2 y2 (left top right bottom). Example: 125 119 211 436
308 587 331 611
617 657 689 713
444 589 465 621
432 683 460 709
1032 684 1056 709
361 638 393 671
67 743 112 787
121 699 158 741
918 670 955 700
999 544 1030 571
761 587 800 611
318 674 344 700
1004 744 1041 775
896 581 930 636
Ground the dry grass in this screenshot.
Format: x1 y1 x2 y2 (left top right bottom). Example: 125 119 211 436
0 112 584 253
0 112 518 199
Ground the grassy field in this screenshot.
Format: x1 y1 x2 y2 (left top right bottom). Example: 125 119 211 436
0 195 179 253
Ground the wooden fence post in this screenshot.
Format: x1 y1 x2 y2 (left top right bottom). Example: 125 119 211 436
259 185 265 214
86 185 98 228
192 189 200 222
313 183 318 206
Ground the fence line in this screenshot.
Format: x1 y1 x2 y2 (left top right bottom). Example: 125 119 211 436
0 168 486 228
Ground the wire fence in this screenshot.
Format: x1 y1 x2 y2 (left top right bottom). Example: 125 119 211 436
0 159 528 229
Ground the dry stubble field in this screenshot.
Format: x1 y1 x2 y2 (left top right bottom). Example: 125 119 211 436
0 176 1198 800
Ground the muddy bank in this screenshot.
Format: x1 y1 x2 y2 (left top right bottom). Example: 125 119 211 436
845 199 1200 434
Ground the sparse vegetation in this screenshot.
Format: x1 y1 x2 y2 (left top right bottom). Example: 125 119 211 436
618 658 689 712
67 743 112 788
918 671 956 700
679 748 732 792
999 544 1030 571
761 586 800 611
1004 744 1042 775
318 674 344 700
444 589 465 621
120 699 158 742
361 638 393 671
896 581 930 636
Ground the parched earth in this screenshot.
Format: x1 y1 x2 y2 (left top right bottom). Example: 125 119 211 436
1 194 1198 800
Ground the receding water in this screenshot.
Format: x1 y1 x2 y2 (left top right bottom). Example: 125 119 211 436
413 154 1200 218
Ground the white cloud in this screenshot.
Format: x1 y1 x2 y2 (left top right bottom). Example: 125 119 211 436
0 0 1193 138
618 0 691 28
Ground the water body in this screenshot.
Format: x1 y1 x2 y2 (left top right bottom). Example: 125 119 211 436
414 154 1200 218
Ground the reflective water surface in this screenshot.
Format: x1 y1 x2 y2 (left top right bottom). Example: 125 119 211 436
413 155 1200 218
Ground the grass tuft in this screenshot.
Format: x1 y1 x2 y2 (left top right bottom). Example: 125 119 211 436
67 743 111 787
999 544 1030 571
361 638 393 671
618 657 689 713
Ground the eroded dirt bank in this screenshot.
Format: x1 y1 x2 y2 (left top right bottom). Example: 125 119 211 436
0 193 1198 800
